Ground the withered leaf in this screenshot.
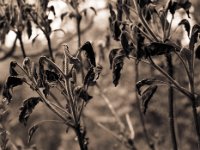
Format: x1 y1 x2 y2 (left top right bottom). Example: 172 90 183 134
141 85 157 114
108 4 116 21
19 97 42 126
109 49 120 69
113 20 121 41
189 24 200 50
112 53 125 86
178 19 190 37
74 86 93 102
81 41 96 67
121 31 132 57
136 78 156 95
48 5 56 16
167 0 178 15
6 76 24 88
28 125 39 143
9 61 18 76
45 70 59 83
26 20 32 39
144 42 175 57
84 65 102 89
137 0 151 8
195 45 200 60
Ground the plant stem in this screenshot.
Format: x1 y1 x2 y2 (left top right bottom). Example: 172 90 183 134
134 62 155 150
46 34 54 62
17 31 26 58
76 11 85 82
75 124 88 150
166 54 177 150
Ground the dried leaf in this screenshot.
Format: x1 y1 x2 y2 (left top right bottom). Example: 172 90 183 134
195 45 200 59
45 70 59 83
5 76 24 89
137 0 151 8
81 41 96 67
26 20 32 39
74 86 93 102
113 20 121 41
108 3 116 21
141 85 157 114
136 78 156 95
121 31 132 57
84 65 102 89
144 42 175 57
112 53 125 86
89 7 97 15
28 125 39 143
167 0 178 16
178 19 190 37
32 34 39 45
48 5 56 16
189 24 200 50
109 49 120 69
9 61 18 76
19 97 42 126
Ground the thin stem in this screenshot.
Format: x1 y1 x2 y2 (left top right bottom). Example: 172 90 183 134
74 124 88 150
46 34 54 62
148 57 192 98
96 84 125 132
166 54 177 150
134 62 155 150
17 31 26 58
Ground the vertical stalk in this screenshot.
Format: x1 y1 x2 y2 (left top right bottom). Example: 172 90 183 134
46 34 54 62
17 31 26 58
134 62 155 150
75 124 88 150
76 12 85 82
166 54 177 150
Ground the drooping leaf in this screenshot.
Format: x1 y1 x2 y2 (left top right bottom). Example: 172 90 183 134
6 76 24 89
178 19 190 37
22 57 31 74
32 34 39 45
48 5 56 16
109 49 120 69
144 42 175 58
89 7 97 15
137 0 151 8
136 78 156 95
167 0 178 16
19 97 42 126
159 10 169 31
195 45 200 60
117 0 123 21
26 20 32 39
45 70 59 83
121 31 132 57
28 125 39 143
141 85 157 114
122 0 131 19
113 20 121 41
112 52 125 86
108 3 116 21
84 65 102 89
81 41 96 67
9 61 18 76
189 24 200 50
74 86 93 102
134 26 145 60
2 85 12 104
179 1 192 18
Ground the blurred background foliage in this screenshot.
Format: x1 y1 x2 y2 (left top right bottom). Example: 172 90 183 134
1 0 200 150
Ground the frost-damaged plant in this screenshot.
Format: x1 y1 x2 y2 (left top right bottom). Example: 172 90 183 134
2 41 102 150
109 0 200 149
